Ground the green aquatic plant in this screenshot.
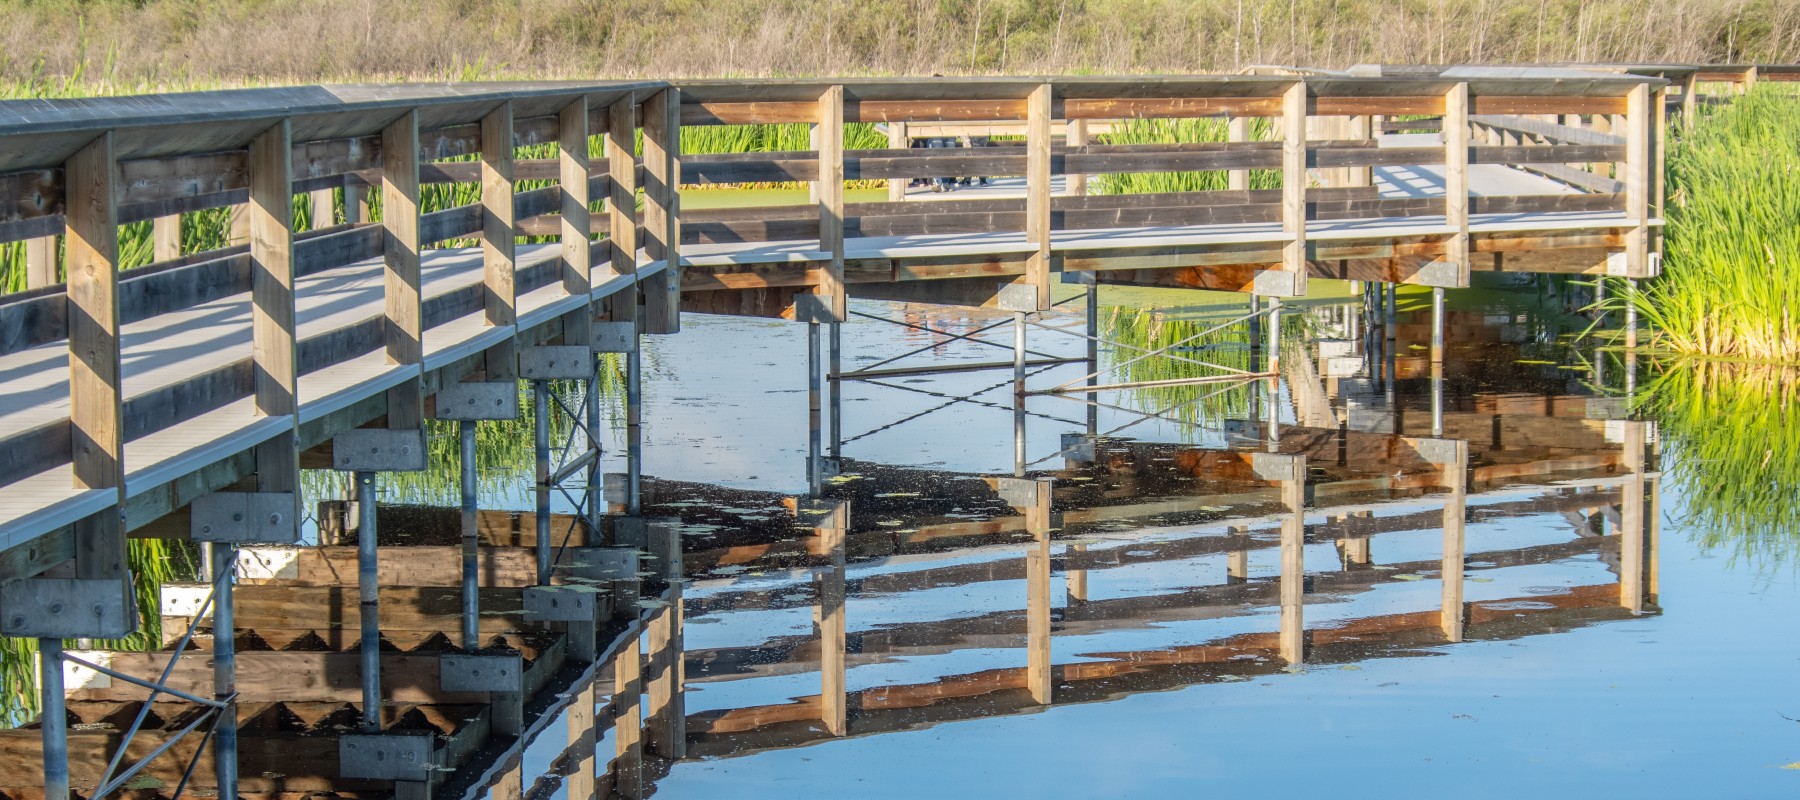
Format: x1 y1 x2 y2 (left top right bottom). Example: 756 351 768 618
1638 358 1800 568
1604 86 1800 363
1092 117 1280 195
1096 303 1281 429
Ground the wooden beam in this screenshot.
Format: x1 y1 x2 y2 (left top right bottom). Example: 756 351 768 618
885 121 908 202
606 95 639 288
1619 421 1648 614
307 188 335 231
1440 440 1468 641
65 131 125 579
611 633 644 800
559 97 593 299
641 89 682 334
814 85 847 322
1276 458 1305 665
1444 83 1471 287
248 119 300 521
382 109 425 428
1624 83 1652 278
1270 81 1308 296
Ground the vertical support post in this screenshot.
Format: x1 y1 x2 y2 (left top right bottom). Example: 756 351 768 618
1619 421 1647 614
814 514 847 735
1443 82 1471 288
559 96 593 298
1065 118 1088 196
1227 115 1251 191
1023 482 1053 704
25 235 57 288
1440 440 1468 642
1275 458 1305 665
1065 543 1088 604
641 89 682 334
153 216 182 262
1624 83 1652 279
607 94 640 281
65 131 125 581
40 639 68 800
816 85 847 321
611 635 643 800
1348 114 1373 187
886 121 908 202
308 188 336 230
460 421 480 649
250 118 300 532
343 175 368 225
1085 284 1099 432
1013 312 1027 396
226 203 250 247
356 471 380 731
1023 83 1054 311
626 342 643 517
382 109 425 429
211 546 239 800
534 379 551 585
1680 72 1698 126
1278 81 1308 296
807 323 822 494
646 521 688 755
1226 524 1249 583
482 101 519 387
565 676 598 800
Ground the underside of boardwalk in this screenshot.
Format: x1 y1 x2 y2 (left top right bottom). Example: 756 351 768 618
0 61 1767 800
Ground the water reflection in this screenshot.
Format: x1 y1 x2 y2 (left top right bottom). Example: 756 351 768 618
23 284 1794 799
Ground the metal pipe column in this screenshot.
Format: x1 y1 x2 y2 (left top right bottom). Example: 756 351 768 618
534 379 551 585
587 364 604 541
1012 312 1027 396
356 471 380 732
1086 285 1099 434
1431 287 1446 364
460 420 479 649
626 342 643 517
828 322 842 460
808 322 822 495
39 639 67 800
211 545 238 800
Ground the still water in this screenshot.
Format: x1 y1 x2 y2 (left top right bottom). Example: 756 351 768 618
492 284 1797 797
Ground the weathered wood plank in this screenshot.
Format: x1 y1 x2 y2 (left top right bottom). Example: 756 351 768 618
64 131 125 578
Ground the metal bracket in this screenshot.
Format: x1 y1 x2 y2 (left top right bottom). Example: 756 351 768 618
191 492 300 543
1252 269 1303 297
518 345 593 380
567 547 639 582
592 321 636 353
793 293 840 324
339 733 437 781
612 516 648 549
332 429 428 472
1405 437 1464 467
433 381 519 421
1584 397 1629 420
996 283 1040 313
523 585 601 622
995 476 1052 509
0 577 139 638
1605 251 1629 276
1058 433 1097 462
439 652 525 693
1411 259 1463 288
1250 452 1306 483
791 498 847 530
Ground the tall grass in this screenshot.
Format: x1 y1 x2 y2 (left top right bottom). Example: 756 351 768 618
1098 305 1285 426
1092 117 1280 195
1637 359 1800 568
1605 86 1800 363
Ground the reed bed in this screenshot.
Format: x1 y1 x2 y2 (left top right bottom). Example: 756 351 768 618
1607 86 1800 363
1097 304 1278 427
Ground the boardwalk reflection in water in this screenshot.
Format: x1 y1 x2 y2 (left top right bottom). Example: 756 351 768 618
26 291 1795 800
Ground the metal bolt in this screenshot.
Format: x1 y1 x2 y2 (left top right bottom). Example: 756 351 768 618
48 602 64 614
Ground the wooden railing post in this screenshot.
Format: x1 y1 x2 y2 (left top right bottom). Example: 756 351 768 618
65 131 126 579
885 121 908 202
1443 82 1471 288
606 94 639 284
1227 116 1250 191
1680 72 1699 125
611 634 644 799
308 188 335 230
381 109 424 428
1440 440 1469 641
248 118 300 519
481 101 519 379
1065 118 1088 196
814 84 847 322
1624 83 1652 279
1022 82 1053 311
1259 80 1308 298
1619 421 1648 614
640 89 681 334
152 215 181 262
559 96 593 295
24 235 56 288
1348 114 1373 187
